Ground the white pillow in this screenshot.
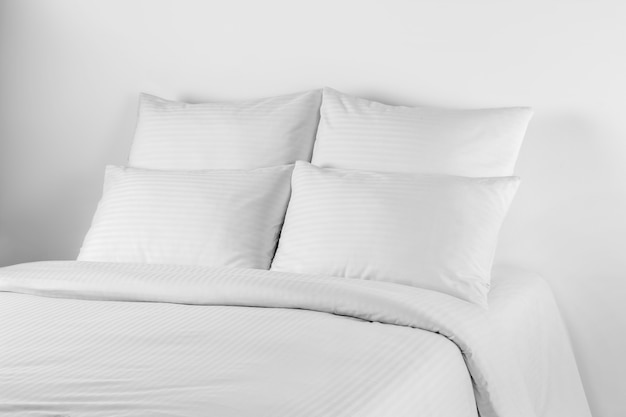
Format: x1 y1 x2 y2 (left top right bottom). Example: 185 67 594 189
312 87 533 177
271 162 520 306
129 90 322 170
78 165 293 269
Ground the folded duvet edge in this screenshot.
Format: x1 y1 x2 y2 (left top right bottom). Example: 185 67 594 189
0 260 537 417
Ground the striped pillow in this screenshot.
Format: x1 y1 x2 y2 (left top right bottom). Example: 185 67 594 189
129 90 322 170
312 87 533 177
271 162 520 306
78 165 293 268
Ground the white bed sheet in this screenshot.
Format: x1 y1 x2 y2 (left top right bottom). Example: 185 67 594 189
0 261 590 417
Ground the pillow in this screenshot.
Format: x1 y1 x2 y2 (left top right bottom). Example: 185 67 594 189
78 165 293 269
271 162 520 306
128 89 322 170
312 87 533 177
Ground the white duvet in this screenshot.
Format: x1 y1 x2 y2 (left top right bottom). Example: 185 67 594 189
0 261 590 417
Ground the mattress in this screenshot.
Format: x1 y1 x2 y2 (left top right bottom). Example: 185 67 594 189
0 261 590 417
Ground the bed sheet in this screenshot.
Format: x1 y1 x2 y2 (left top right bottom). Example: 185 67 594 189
0 261 590 417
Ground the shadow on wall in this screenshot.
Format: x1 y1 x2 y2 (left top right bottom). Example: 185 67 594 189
0 173 98 266
0 93 138 267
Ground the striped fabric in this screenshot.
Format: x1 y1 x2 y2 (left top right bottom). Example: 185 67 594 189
311 87 533 177
271 162 520 306
0 261 591 417
78 165 293 268
129 90 322 170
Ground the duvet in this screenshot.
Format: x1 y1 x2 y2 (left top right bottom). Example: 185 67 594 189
0 261 590 417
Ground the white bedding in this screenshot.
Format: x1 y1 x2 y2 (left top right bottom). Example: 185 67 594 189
0 261 590 417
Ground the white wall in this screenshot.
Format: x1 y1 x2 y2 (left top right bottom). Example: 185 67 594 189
1 1 624 415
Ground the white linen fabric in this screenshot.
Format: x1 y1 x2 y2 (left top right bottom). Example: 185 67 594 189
78 165 293 268
0 261 590 417
312 87 533 176
487 266 592 417
271 162 520 306
129 90 322 170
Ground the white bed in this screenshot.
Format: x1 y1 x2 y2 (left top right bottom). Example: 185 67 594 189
0 88 591 416
0 261 590 417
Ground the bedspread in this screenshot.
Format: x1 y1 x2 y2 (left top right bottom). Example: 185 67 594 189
0 261 590 417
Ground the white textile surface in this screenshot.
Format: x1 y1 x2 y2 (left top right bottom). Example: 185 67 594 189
78 165 293 268
312 88 533 177
129 90 322 170
272 161 520 306
0 262 590 417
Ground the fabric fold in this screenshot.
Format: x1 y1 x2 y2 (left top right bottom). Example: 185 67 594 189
0 261 544 417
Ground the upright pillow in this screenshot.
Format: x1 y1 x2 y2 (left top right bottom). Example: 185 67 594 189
129 89 322 170
312 87 533 177
78 165 293 269
271 162 520 307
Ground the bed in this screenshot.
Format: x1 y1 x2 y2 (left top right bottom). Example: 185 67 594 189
0 88 591 416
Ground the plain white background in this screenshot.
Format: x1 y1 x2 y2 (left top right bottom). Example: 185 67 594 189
0 1 624 416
